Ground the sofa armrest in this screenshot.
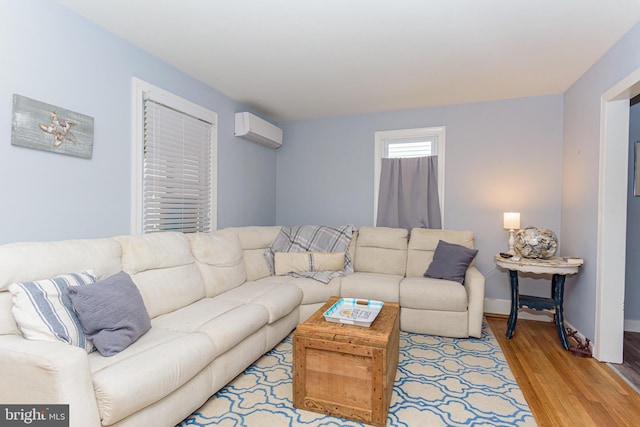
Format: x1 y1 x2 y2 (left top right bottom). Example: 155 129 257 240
464 267 485 338
0 334 101 427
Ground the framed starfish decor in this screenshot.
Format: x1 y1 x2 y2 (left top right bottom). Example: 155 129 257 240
11 94 94 159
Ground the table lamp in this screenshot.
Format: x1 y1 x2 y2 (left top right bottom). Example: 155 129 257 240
503 212 520 255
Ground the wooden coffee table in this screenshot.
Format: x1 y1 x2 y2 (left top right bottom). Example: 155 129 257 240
292 296 400 426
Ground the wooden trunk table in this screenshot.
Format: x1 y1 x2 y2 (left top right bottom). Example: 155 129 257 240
293 296 400 426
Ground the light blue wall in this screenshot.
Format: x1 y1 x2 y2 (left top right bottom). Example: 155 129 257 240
626 102 640 322
562 22 640 340
277 95 564 302
0 0 276 244
7 0 639 340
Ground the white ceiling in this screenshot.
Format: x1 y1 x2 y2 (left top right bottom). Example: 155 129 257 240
58 0 640 122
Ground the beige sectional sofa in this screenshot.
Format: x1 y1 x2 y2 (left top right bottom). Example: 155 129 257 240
0 225 484 427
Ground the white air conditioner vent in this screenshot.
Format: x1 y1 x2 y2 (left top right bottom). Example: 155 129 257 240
234 112 283 149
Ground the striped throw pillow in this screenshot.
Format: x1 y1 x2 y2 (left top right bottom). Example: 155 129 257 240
9 271 96 353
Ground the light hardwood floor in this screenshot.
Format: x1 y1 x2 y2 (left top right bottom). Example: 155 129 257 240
486 315 640 427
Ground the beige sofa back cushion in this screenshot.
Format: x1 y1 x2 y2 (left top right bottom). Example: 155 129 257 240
353 227 408 275
0 238 122 335
406 228 475 277
189 230 247 296
227 226 282 281
116 232 205 319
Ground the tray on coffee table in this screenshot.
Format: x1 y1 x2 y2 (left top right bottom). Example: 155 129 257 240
323 297 384 327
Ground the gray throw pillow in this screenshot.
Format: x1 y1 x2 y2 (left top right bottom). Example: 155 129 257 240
68 271 151 356
424 240 478 284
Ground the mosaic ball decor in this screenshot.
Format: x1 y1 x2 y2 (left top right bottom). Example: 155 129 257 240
515 227 558 259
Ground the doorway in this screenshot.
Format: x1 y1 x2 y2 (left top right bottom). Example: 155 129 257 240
596 67 640 363
613 96 640 389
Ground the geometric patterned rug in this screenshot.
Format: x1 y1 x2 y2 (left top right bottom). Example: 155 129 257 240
177 321 537 426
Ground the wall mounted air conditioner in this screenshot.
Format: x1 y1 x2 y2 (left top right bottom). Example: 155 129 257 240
234 112 283 149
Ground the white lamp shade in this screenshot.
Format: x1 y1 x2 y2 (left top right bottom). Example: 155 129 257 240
503 212 521 230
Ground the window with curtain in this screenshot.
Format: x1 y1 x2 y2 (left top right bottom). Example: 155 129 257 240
374 127 445 229
132 78 217 234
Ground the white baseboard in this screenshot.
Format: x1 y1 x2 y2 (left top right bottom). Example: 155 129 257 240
484 297 593 354
484 298 552 322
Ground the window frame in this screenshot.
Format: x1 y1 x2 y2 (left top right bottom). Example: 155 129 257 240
131 77 218 234
373 126 445 226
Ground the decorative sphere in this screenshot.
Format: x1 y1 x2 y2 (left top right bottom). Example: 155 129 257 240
515 227 558 259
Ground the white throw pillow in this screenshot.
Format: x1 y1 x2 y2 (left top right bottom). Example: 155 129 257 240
9 271 96 352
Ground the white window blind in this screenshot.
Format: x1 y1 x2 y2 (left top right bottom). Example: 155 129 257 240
143 99 213 233
384 136 436 158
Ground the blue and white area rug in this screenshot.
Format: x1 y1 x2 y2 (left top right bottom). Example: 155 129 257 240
178 322 536 426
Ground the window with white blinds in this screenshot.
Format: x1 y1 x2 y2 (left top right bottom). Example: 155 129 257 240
132 78 217 234
384 137 436 158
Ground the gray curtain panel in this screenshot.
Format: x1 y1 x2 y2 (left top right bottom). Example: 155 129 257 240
376 155 442 230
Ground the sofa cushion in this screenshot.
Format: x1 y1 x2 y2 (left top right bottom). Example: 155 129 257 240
88 327 215 426
400 276 468 311
9 271 96 352
406 228 475 277
0 238 122 291
424 240 478 284
340 272 402 303
274 251 345 275
131 265 206 319
353 227 408 275
288 276 342 305
117 232 194 275
219 279 303 324
0 293 18 335
0 238 122 336
226 226 282 281
151 297 243 331
117 233 205 318
68 272 151 356
152 298 268 357
196 303 268 357
189 230 247 297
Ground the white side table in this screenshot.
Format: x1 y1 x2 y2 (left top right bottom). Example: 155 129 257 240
494 255 583 350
